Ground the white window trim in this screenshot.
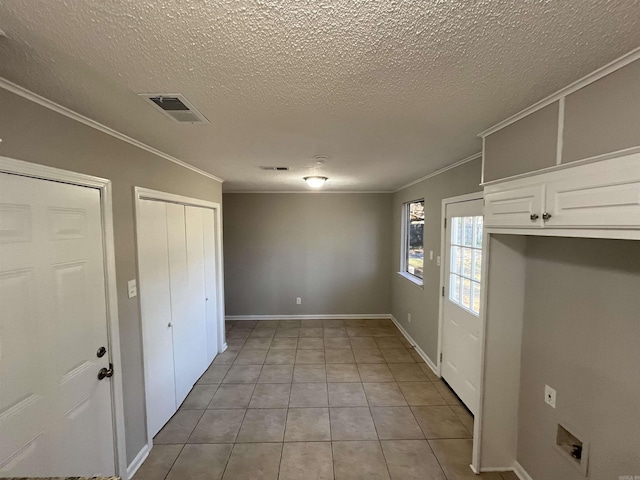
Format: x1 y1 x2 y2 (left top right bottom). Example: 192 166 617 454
396 270 424 288
399 198 425 287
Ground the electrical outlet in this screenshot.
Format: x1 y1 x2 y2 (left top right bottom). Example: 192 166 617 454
436 255 441 267
545 385 557 408
408 313 412 323
296 297 302 305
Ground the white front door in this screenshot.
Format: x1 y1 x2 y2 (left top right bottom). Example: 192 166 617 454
0 172 116 476
441 198 484 414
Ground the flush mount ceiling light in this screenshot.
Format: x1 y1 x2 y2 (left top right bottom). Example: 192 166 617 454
304 176 328 188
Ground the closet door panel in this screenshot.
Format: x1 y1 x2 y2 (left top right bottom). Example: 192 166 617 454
185 206 209 379
137 200 176 437
202 208 219 362
166 203 193 406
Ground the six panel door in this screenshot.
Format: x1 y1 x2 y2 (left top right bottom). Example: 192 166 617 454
0 172 115 476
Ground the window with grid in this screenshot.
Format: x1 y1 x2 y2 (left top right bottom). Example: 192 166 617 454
449 215 483 315
403 200 425 280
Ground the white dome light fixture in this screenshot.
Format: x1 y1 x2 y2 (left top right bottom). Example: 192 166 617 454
304 176 328 188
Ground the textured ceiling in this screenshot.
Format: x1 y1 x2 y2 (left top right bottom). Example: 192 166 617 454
1 1 639 191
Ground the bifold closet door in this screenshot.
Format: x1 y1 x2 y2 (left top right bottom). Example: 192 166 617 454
166 203 194 406
184 206 209 379
202 208 219 363
137 199 176 437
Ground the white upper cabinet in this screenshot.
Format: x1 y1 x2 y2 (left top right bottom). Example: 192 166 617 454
484 153 640 231
484 184 545 228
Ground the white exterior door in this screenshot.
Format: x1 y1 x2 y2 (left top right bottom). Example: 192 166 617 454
0 172 115 476
442 198 484 414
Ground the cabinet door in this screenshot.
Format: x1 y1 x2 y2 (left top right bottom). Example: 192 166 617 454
202 208 219 363
545 157 640 228
185 206 209 379
484 184 545 228
137 200 177 437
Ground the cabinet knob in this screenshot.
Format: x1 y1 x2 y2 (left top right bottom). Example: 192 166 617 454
168 322 173 328
530 213 539 221
542 212 552 220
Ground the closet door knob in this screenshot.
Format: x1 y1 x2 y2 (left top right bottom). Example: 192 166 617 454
530 213 539 221
542 212 552 220
168 322 173 328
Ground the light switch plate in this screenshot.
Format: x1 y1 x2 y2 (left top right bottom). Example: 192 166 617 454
436 255 441 267
128 279 137 298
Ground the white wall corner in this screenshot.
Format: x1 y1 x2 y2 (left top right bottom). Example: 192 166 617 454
126 442 151 480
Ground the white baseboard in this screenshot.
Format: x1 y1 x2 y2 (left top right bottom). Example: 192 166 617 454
513 461 533 480
225 313 392 321
126 442 151 479
389 315 439 377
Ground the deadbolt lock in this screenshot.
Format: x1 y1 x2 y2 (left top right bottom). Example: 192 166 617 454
98 364 114 380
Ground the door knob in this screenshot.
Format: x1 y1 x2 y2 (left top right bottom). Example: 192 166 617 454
542 212 552 220
530 213 539 221
98 365 114 380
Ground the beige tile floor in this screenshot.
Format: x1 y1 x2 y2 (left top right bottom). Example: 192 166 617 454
133 319 517 480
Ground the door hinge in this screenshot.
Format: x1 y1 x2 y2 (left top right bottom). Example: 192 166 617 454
442 286 445 297
444 218 447 228
440 352 443 362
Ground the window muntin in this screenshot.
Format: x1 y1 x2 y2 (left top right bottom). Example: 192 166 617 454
449 215 483 315
404 200 425 280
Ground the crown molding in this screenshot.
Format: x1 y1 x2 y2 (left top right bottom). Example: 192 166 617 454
393 152 482 193
0 77 224 183
478 46 640 138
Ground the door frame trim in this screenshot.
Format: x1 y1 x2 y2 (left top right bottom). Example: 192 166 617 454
133 187 227 451
0 156 128 478
436 191 484 377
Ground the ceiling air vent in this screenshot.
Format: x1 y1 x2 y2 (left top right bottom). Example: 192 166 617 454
139 93 209 123
260 166 290 171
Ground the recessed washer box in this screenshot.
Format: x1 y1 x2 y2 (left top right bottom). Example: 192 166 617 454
555 423 589 476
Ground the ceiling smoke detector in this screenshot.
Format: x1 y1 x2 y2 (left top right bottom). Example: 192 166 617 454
139 93 209 123
260 166 290 171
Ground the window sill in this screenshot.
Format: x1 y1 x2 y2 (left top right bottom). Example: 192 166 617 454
396 271 424 289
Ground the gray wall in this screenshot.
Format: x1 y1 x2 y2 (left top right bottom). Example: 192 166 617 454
518 236 640 478
483 102 559 182
563 58 640 163
391 158 482 363
0 88 223 464
223 193 392 315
